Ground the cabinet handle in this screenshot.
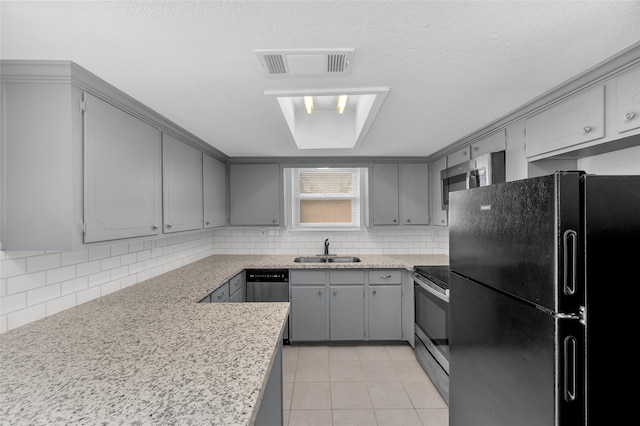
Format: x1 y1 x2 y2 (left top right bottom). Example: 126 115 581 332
151 224 159 230
624 112 635 121
206 221 211 225
462 151 467 156
473 146 479 152
166 224 173 229
406 219 411 223
372 290 377 295
582 126 592 134
379 275 392 279
392 219 397 223
318 290 323 296
217 294 224 299
272 219 277 223
333 290 337 295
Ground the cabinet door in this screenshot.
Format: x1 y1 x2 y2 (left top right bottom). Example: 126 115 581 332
401 163 429 225
525 86 605 159
290 286 326 341
369 285 402 340
371 163 399 225
617 67 640 134
429 156 448 226
210 282 230 303
203 153 227 228
471 130 506 158
162 134 203 233
229 272 246 301
330 286 364 340
447 146 471 167
229 163 280 225
84 93 162 243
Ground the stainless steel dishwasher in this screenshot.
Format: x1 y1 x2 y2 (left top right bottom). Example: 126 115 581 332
246 269 290 344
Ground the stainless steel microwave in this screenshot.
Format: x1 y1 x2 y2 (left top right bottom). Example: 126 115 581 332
441 150 505 210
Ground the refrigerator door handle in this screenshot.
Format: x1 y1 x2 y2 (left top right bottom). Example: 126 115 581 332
562 229 577 295
563 335 577 402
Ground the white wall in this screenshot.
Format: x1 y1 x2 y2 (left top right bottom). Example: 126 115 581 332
577 145 640 175
0 230 216 333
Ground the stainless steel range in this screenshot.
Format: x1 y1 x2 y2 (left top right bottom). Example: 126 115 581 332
413 265 450 404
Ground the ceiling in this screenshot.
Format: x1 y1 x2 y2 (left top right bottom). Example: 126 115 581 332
2 1 640 159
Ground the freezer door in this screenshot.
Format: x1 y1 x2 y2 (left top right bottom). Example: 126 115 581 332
449 171 583 313
450 273 584 426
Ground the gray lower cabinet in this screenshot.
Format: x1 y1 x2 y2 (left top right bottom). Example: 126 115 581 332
229 163 280 226
83 92 163 243
229 272 246 302
210 282 230 303
290 269 403 342
162 133 204 233
330 286 365 340
368 285 402 340
290 286 327 341
203 153 227 228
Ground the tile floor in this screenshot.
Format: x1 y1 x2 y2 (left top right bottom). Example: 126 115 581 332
282 343 448 426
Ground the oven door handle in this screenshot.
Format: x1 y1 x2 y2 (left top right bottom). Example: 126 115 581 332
412 273 450 303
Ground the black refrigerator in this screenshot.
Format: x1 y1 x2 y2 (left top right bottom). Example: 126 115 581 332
448 171 640 426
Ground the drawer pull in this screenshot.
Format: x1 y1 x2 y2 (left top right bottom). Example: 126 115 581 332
624 112 635 121
379 275 392 279
582 126 592 134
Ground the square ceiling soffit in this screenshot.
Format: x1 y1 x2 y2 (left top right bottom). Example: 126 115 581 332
265 87 390 150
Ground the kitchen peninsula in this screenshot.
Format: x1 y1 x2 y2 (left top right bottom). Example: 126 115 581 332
0 254 447 425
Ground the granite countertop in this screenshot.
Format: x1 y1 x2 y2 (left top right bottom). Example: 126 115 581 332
0 254 447 425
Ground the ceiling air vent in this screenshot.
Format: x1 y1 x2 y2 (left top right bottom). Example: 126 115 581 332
255 49 355 78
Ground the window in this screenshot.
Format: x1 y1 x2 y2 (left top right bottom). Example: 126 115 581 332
287 167 366 231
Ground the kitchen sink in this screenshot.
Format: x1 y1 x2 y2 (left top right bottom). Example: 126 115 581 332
293 256 327 263
293 256 361 263
327 257 361 263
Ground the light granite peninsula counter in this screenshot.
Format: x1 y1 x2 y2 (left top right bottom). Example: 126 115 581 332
0 254 447 425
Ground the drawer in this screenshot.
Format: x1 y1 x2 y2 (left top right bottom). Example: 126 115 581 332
229 272 244 296
291 270 326 285
210 282 230 303
329 270 364 285
447 146 471 167
199 293 211 303
368 270 402 285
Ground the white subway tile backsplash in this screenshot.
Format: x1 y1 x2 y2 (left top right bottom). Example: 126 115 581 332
61 277 89 295
110 266 129 281
27 284 60 306
8 304 46 330
61 250 88 266
46 294 76 316
1 293 26 315
7 272 46 294
100 256 121 272
101 280 121 296
120 253 137 266
76 260 101 277
0 279 6 297
88 271 112 287
128 241 144 253
46 265 77 285
0 258 27 279
110 243 129 256
76 286 101 305
26 254 61 274
88 246 111 261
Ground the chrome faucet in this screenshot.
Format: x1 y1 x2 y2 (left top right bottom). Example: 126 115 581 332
324 238 330 256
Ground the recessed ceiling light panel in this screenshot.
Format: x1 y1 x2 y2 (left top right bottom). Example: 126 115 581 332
255 48 355 78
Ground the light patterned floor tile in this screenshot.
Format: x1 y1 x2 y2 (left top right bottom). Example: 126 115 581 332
295 361 330 382
291 382 332 409
403 381 448 408
357 345 390 361
332 409 378 426
297 346 329 362
416 408 449 426
329 361 364 382
330 382 373 409
361 360 400 381
375 408 422 426
384 344 416 360
288 409 333 426
328 345 360 363
367 381 413 409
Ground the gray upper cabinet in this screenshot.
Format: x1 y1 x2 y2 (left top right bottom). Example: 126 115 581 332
401 163 429 225
229 163 280 226
446 146 470 167
617 66 640 134
203 153 227 228
371 163 399 225
429 156 448 227
84 93 162 243
470 129 506 158
525 86 605 160
162 134 203 233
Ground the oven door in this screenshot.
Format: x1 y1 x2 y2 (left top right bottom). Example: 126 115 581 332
414 277 450 373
